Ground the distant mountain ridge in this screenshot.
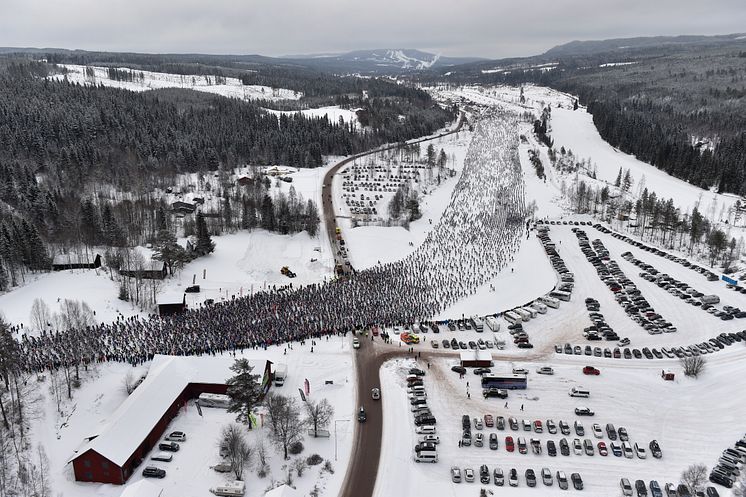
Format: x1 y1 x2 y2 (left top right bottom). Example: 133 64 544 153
285 48 485 73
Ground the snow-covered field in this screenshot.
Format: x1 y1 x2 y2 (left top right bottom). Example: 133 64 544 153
51 64 301 102
263 106 360 128
34 337 356 497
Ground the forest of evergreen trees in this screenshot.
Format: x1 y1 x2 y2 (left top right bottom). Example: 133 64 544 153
0 58 453 289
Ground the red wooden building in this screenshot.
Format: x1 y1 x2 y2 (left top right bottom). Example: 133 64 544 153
69 355 272 485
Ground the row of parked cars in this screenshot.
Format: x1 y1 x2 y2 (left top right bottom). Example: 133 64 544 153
622 251 744 322
583 297 620 342
594 224 721 284
619 477 719 497
709 432 746 488
451 464 583 490
142 430 187 478
576 229 677 335
557 331 746 360
408 367 439 462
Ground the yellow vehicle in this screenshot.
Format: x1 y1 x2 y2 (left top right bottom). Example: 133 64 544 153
335 226 341 235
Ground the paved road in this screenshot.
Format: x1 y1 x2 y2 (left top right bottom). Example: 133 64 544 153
321 112 465 276
338 337 403 497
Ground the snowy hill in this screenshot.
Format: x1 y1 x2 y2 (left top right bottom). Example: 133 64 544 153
285 48 484 74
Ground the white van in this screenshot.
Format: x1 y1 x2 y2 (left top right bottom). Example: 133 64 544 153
210 481 245 496
514 308 532 321
530 302 548 314
415 425 436 435
485 316 500 332
569 387 590 398
413 450 438 463
550 290 571 302
539 296 560 309
503 311 522 324
522 307 538 319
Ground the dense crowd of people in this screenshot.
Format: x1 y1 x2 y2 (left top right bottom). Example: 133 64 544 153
17 111 528 372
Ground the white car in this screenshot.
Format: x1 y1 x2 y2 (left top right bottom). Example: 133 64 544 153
418 434 440 444
150 452 173 462
165 431 186 442
512 368 529 375
622 442 634 458
371 388 380 400
592 424 603 438
573 438 583 455
536 366 554 375
634 442 647 459
464 468 475 482
352 338 360 349
451 467 462 483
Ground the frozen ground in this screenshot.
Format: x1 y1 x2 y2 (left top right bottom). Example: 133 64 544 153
51 64 301 102
33 336 356 497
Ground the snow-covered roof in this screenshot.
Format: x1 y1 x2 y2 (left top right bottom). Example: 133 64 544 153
121 260 166 272
459 350 493 362
52 252 99 265
119 479 163 497
156 291 185 305
71 355 266 467
264 484 302 497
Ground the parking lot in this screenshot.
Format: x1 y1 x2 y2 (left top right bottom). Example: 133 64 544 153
373 223 746 496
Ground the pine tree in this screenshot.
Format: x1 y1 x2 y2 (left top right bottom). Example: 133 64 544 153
226 359 262 428
304 199 320 237
152 228 188 275
261 195 275 231
194 212 215 256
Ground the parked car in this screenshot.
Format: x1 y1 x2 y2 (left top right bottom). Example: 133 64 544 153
649 439 663 458
557 471 569 490
505 436 515 452
142 466 166 478
509 468 519 487
480 464 490 484
559 438 570 456
493 467 504 486
571 473 584 490
451 466 462 483
526 468 537 487
158 442 180 452
575 407 595 416
489 433 499 450
635 479 648 497
165 431 186 442
583 366 601 375
597 441 608 456
150 452 173 462
620 477 633 496
537 366 554 375
541 467 553 486
464 468 475 483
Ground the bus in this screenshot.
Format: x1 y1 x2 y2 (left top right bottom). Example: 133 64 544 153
503 311 521 324
198 393 231 409
549 290 571 302
481 375 528 390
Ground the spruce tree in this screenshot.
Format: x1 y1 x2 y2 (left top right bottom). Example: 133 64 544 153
304 200 320 237
614 167 622 187
194 212 215 256
226 359 262 428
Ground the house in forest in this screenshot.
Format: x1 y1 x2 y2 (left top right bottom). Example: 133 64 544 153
52 253 102 271
236 176 252 186
119 260 167 280
156 291 186 316
171 201 196 215
68 355 273 485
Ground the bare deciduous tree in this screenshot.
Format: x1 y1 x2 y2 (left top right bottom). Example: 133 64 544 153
265 392 288 434
268 394 305 460
29 299 51 334
681 356 706 378
305 398 334 437
219 424 253 480
680 463 708 495
122 371 136 395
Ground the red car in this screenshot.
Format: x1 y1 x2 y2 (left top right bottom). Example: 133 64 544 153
598 441 608 456
505 436 515 452
484 414 494 427
583 366 600 375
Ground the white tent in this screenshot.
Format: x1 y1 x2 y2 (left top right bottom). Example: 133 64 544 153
264 484 302 497
119 479 163 497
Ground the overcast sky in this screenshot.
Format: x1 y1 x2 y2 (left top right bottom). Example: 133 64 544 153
1 0 745 58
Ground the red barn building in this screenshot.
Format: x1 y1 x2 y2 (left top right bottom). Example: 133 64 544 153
69 355 272 485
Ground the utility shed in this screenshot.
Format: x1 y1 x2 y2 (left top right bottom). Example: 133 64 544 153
52 253 102 271
69 355 272 485
156 291 186 316
459 349 493 368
